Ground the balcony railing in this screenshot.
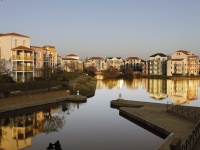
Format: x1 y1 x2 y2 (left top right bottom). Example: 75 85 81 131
13 66 34 71
12 55 34 60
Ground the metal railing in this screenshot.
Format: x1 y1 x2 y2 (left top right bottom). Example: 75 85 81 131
167 101 200 121
167 102 200 150
182 121 200 150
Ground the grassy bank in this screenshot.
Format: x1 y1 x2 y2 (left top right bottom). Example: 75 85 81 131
70 75 97 97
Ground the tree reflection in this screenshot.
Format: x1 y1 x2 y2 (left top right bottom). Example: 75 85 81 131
43 110 65 134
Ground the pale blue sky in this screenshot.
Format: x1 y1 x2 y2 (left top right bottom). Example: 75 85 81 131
1 0 200 60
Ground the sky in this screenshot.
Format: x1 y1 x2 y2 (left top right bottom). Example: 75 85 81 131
1 0 200 60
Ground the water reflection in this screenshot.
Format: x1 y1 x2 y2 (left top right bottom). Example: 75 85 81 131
167 80 199 104
149 79 167 100
95 75 200 105
0 102 81 150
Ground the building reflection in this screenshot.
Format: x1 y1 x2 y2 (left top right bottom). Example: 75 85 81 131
124 78 142 89
148 79 168 100
94 75 199 104
0 102 80 150
167 80 198 104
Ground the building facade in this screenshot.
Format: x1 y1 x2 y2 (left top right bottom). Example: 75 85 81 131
30 46 44 77
0 33 31 76
167 50 199 76
62 54 83 72
125 57 144 72
84 57 106 72
149 53 168 75
12 46 35 82
105 57 125 71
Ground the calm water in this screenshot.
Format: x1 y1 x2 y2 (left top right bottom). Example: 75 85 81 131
0 77 200 150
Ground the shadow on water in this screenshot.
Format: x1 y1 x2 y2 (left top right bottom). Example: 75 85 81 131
119 112 168 139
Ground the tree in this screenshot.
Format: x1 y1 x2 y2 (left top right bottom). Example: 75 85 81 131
103 67 119 78
86 66 97 76
125 68 134 79
0 56 14 83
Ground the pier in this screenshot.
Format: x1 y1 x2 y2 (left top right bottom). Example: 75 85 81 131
111 99 200 150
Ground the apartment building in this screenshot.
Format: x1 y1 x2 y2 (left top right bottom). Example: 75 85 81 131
43 45 58 69
149 53 168 75
0 33 35 82
57 54 62 69
12 46 35 82
125 57 144 72
142 60 149 75
167 50 199 76
105 57 125 71
62 54 83 72
30 46 44 77
84 57 106 71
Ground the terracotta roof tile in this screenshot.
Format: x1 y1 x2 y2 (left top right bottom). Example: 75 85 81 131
126 57 140 60
62 58 78 60
67 54 77 56
150 53 167 57
12 46 34 51
0 32 30 38
88 57 104 60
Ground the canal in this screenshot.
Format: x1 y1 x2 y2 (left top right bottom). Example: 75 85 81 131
0 77 200 150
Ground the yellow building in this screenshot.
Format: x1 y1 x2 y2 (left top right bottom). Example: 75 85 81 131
43 45 58 69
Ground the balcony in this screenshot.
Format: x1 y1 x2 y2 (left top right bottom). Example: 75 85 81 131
12 55 34 60
13 66 34 71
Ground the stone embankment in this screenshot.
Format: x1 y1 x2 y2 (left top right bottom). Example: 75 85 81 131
0 90 87 113
111 99 200 150
0 74 97 113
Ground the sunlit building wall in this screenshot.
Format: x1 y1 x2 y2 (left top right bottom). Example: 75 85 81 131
62 54 83 72
105 57 125 71
84 57 106 71
43 45 58 69
30 46 44 77
167 50 199 76
0 33 35 82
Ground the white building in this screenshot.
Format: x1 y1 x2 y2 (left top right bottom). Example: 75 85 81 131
62 54 83 72
0 33 30 74
84 57 106 71
105 57 125 71
0 33 35 82
149 53 168 75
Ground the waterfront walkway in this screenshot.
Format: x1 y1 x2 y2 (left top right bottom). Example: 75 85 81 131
0 74 90 113
111 99 200 150
0 90 87 113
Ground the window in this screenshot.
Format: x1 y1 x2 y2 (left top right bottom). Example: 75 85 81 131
38 52 41 58
23 40 26 46
37 62 41 68
15 39 18 46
